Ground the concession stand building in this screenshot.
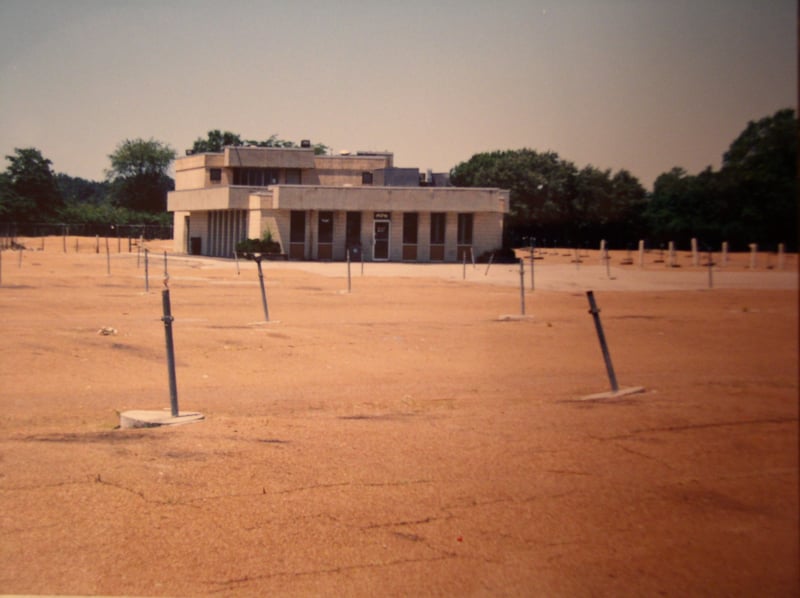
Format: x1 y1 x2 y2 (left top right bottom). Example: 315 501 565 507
167 144 509 262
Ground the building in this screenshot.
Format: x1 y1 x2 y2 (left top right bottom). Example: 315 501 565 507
167 145 510 262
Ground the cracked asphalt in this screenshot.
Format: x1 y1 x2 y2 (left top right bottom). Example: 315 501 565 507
0 239 797 596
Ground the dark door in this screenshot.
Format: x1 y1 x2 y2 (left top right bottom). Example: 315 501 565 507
374 220 390 260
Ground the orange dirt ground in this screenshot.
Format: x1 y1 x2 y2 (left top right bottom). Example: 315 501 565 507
0 237 797 596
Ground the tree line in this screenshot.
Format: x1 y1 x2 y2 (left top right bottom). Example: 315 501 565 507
1 115 796 251
0 130 320 230
451 108 796 251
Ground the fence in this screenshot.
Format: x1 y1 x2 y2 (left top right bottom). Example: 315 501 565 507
0 222 173 249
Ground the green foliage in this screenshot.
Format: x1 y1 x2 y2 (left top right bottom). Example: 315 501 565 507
56 173 109 205
106 138 176 213
191 130 243 153
235 229 282 256
1 147 63 222
450 148 646 245
191 129 329 155
645 108 797 249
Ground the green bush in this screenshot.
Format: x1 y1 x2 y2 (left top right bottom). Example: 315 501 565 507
236 231 281 256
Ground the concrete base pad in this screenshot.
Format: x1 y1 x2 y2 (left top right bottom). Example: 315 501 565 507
579 386 646 401
120 409 204 429
497 314 535 321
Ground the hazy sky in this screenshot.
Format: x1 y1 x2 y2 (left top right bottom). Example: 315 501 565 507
0 0 795 189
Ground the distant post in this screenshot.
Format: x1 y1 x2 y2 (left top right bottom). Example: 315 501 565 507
721 241 729 267
519 258 526 315
347 248 352 293
749 243 758 269
638 240 645 268
144 248 150 292
529 237 535 290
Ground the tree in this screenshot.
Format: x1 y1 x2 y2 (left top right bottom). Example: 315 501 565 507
0 147 63 222
646 108 797 249
191 130 243 153
450 148 646 246
106 138 176 213
56 173 109 206
720 108 797 247
191 130 329 155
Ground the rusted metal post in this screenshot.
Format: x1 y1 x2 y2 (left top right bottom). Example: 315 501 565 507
586 291 619 392
161 288 179 417
254 255 269 321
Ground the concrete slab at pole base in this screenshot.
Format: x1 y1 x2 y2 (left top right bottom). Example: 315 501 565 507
579 386 646 401
497 315 535 321
120 409 204 429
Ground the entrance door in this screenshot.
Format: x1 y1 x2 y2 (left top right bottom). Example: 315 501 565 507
373 220 390 260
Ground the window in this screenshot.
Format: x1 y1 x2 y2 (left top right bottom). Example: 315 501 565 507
232 168 280 186
403 213 418 244
318 211 334 243
209 168 222 183
361 171 373 185
430 212 446 245
457 213 473 245
285 169 301 184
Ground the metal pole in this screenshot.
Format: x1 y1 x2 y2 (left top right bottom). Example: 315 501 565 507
529 237 535 290
347 248 352 293
144 248 150 293
462 251 466 280
105 237 111 276
484 252 494 276
519 258 526 315
255 256 269 321
161 288 180 417
163 250 168 279
586 291 619 392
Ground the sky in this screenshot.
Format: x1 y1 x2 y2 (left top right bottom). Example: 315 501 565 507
0 0 796 190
